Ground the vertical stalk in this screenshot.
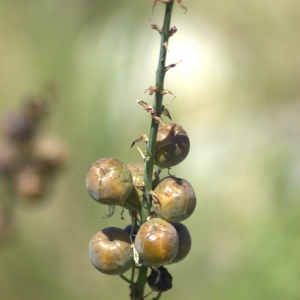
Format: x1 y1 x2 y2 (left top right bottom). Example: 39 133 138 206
143 0 175 223
133 1 175 299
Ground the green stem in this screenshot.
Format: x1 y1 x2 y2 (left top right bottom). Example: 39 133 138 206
143 0 175 223
133 1 175 299
120 274 132 284
134 265 148 299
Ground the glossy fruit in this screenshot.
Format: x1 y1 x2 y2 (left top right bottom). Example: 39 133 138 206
169 222 192 264
123 162 157 211
134 218 179 266
155 123 190 169
153 176 196 222
89 227 133 275
86 158 133 206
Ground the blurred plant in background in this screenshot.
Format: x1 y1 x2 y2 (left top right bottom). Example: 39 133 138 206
0 0 299 300
0 86 68 238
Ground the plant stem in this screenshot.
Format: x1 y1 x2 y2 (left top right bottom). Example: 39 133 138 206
133 1 175 299
143 0 175 223
134 265 148 299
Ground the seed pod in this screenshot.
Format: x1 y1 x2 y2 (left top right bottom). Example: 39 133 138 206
169 222 192 264
123 163 144 211
89 227 133 275
155 123 190 169
134 218 179 266
153 176 196 222
147 266 173 292
123 162 157 211
86 158 133 206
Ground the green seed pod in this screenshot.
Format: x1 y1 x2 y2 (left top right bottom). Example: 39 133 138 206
169 222 192 264
153 176 196 222
86 158 133 206
155 123 190 169
123 162 157 211
89 227 133 275
134 218 179 266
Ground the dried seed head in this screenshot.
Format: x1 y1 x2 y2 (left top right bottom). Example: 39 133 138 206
147 266 173 292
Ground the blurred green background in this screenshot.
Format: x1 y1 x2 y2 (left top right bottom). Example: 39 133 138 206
1 0 300 299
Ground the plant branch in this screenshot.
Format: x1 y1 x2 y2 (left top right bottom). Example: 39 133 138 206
143 0 175 223
132 1 175 299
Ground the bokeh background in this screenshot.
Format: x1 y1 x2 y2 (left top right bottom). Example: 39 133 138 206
1 0 300 299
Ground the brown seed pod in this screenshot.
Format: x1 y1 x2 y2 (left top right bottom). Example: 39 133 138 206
169 222 192 264
153 176 196 222
134 218 179 266
89 227 133 275
155 123 190 169
123 162 157 211
86 158 133 206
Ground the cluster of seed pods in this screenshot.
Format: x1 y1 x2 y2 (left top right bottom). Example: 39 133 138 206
86 122 196 293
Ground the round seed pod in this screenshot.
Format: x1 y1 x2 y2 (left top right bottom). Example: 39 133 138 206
86 158 133 206
89 227 133 275
155 123 190 169
134 218 179 266
153 176 196 222
123 162 157 211
169 222 192 264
